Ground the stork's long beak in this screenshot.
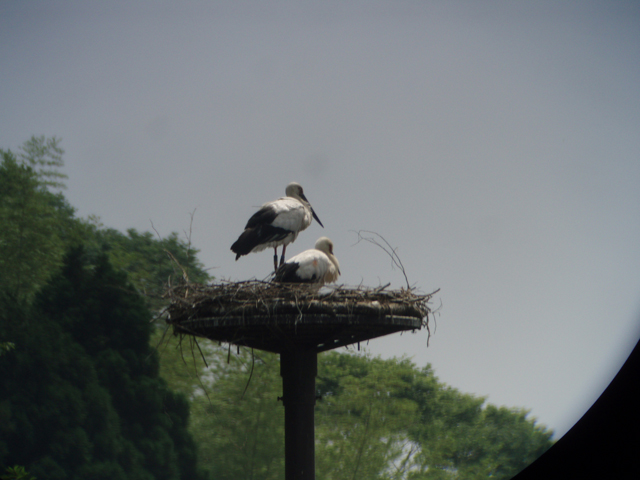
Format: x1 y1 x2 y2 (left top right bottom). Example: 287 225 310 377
300 192 324 228
311 207 324 228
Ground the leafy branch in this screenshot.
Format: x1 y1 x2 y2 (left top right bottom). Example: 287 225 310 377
1 466 36 480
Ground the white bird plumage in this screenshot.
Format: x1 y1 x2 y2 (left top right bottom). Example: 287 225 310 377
274 237 340 285
231 182 324 271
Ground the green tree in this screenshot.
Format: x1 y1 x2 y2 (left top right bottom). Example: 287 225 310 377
0 150 72 302
0 248 203 480
195 349 284 480
17 135 67 190
315 353 418 480
90 228 210 311
401 365 554 480
0 136 87 303
1 136 209 307
154 337 554 480
154 334 284 480
1 465 36 480
0 135 210 478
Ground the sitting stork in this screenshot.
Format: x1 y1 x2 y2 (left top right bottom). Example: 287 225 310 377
231 182 324 272
274 237 340 285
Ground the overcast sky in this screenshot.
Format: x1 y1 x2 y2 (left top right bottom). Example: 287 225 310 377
2 0 639 441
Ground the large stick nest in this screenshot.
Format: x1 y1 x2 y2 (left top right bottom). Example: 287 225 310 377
165 281 436 326
164 281 439 353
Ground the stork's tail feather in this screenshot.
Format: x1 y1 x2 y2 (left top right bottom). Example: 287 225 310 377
231 229 256 256
231 225 292 258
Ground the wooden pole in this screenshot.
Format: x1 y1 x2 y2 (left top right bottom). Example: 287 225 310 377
280 348 317 480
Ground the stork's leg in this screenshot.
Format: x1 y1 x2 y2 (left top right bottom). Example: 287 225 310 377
273 247 279 273
280 244 287 267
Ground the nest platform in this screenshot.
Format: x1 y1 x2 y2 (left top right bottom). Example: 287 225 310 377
165 281 436 354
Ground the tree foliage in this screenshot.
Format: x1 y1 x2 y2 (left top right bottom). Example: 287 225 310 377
315 353 418 480
398 366 554 479
17 135 68 190
0 149 76 302
154 337 554 480
0 136 210 307
154 336 285 480
0 249 202 480
193 350 284 480
89 228 210 311
1 465 36 480
0 136 207 478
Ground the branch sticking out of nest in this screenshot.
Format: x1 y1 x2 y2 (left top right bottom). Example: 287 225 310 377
351 230 411 289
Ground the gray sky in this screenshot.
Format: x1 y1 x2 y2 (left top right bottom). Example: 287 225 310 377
2 0 639 439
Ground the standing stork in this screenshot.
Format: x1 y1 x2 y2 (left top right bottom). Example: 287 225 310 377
231 182 324 272
274 237 340 285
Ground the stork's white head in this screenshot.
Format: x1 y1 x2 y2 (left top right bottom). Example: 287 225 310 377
315 236 341 275
314 236 334 254
285 182 324 228
285 182 304 199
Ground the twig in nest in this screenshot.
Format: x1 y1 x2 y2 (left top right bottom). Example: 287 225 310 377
169 333 212 403
241 348 256 400
184 208 196 266
150 219 191 284
149 323 173 362
189 336 212 403
166 249 190 283
351 230 411 289
432 297 442 334
192 336 209 369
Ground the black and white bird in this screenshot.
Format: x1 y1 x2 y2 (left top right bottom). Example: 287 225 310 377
274 237 340 285
231 182 324 272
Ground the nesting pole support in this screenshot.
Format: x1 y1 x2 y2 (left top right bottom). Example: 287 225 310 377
167 283 433 480
280 348 317 480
